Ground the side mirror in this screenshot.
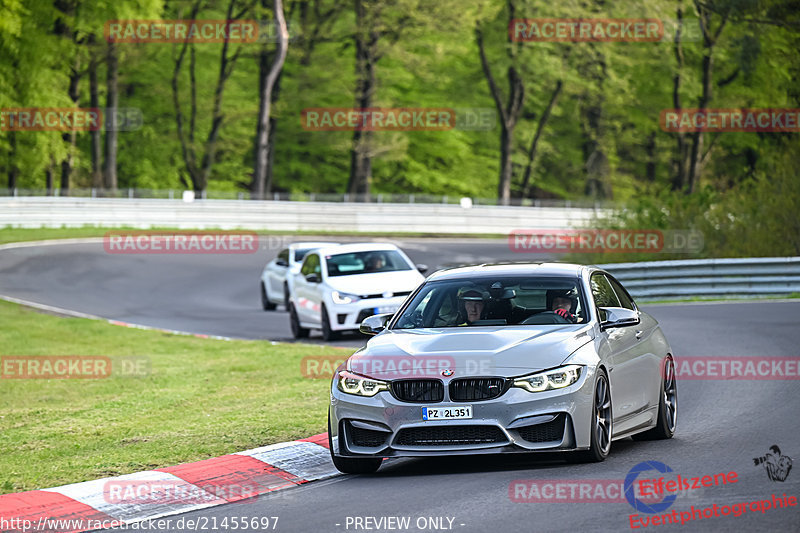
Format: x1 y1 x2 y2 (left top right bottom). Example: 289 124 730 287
359 313 393 336
416 264 428 274
275 258 289 267
305 273 320 283
599 307 640 330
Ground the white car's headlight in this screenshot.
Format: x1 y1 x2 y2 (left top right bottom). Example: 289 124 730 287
331 290 361 305
513 365 583 393
337 371 389 397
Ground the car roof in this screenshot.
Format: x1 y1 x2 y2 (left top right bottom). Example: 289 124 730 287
426 262 586 281
312 242 401 256
288 242 339 250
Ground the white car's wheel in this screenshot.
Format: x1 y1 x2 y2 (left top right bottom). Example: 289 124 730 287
261 282 277 311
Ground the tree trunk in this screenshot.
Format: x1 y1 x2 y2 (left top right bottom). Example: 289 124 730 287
104 42 119 192
686 1 728 194
476 22 524 206
89 39 104 190
46 156 55 194
521 80 563 198
252 0 289 199
671 4 687 191
347 0 378 199
7 132 18 190
60 51 82 196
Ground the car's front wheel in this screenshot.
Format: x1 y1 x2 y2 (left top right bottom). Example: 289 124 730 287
289 303 309 338
261 282 277 311
632 356 677 440
328 415 382 474
321 305 340 341
571 369 612 463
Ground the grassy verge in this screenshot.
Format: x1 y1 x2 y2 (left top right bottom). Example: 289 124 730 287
0 226 505 246
638 294 800 305
0 299 352 494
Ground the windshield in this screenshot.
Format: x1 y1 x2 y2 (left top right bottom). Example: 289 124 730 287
393 276 587 328
293 248 315 262
325 250 412 277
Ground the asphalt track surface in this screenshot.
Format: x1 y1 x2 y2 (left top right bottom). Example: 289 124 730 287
0 236 549 346
1 239 799 532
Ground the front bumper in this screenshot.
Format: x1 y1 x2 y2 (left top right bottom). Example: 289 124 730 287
326 296 406 332
329 368 598 457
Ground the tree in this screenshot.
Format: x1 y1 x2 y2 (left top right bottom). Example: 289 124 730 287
475 1 524 205
172 0 251 193
252 0 289 199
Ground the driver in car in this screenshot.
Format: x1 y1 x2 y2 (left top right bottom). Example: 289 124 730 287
458 287 488 325
547 289 579 323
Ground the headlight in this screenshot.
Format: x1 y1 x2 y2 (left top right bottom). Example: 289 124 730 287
331 290 360 304
513 365 583 393
337 371 389 397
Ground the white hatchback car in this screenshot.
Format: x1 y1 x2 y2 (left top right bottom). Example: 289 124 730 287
260 242 337 310
288 243 427 340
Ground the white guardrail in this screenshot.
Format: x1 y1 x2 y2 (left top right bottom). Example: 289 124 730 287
599 257 800 300
0 197 603 234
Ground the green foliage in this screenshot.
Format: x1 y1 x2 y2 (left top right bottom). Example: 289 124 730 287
0 0 797 216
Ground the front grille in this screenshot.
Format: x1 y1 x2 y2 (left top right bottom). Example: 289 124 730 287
517 414 566 443
449 378 508 401
349 424 389 448
391 380 444 403
361 291 411 300
395 426 504 446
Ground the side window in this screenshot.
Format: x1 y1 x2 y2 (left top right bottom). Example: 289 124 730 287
312 255 322 275
278 249 289 264
608 276 636 311
591 273 621 311
300 254 318 276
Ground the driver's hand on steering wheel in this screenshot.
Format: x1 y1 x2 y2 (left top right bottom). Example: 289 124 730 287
554 308 575 322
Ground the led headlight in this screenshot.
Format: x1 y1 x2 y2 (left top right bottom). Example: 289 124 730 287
332 291 360 304
513 365 583 393
337 371 389 397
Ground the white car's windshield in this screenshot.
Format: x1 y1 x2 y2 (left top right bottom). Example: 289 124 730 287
325 250 412 277
393 277 587 328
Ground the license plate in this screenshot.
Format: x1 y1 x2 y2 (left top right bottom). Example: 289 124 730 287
422 406 473 421
374 305 398 314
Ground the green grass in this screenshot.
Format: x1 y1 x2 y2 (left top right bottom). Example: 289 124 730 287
639 294 800 305
0 226 505 246
0 299 352 494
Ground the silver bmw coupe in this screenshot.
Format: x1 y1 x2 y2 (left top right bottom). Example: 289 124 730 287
328 263 677 473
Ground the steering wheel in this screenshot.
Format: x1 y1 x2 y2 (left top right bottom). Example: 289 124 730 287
520 311 571 325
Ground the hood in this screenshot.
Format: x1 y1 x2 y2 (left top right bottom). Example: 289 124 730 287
348 325 594 379
326 270 424 296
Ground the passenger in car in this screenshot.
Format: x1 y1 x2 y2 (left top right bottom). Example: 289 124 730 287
546 289 578 323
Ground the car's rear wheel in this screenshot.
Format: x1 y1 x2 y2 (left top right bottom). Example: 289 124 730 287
328 415 382 474
261 282 277 311
289 303 309 338
632 356 677 441
321 305 340 341
571 369 612 463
